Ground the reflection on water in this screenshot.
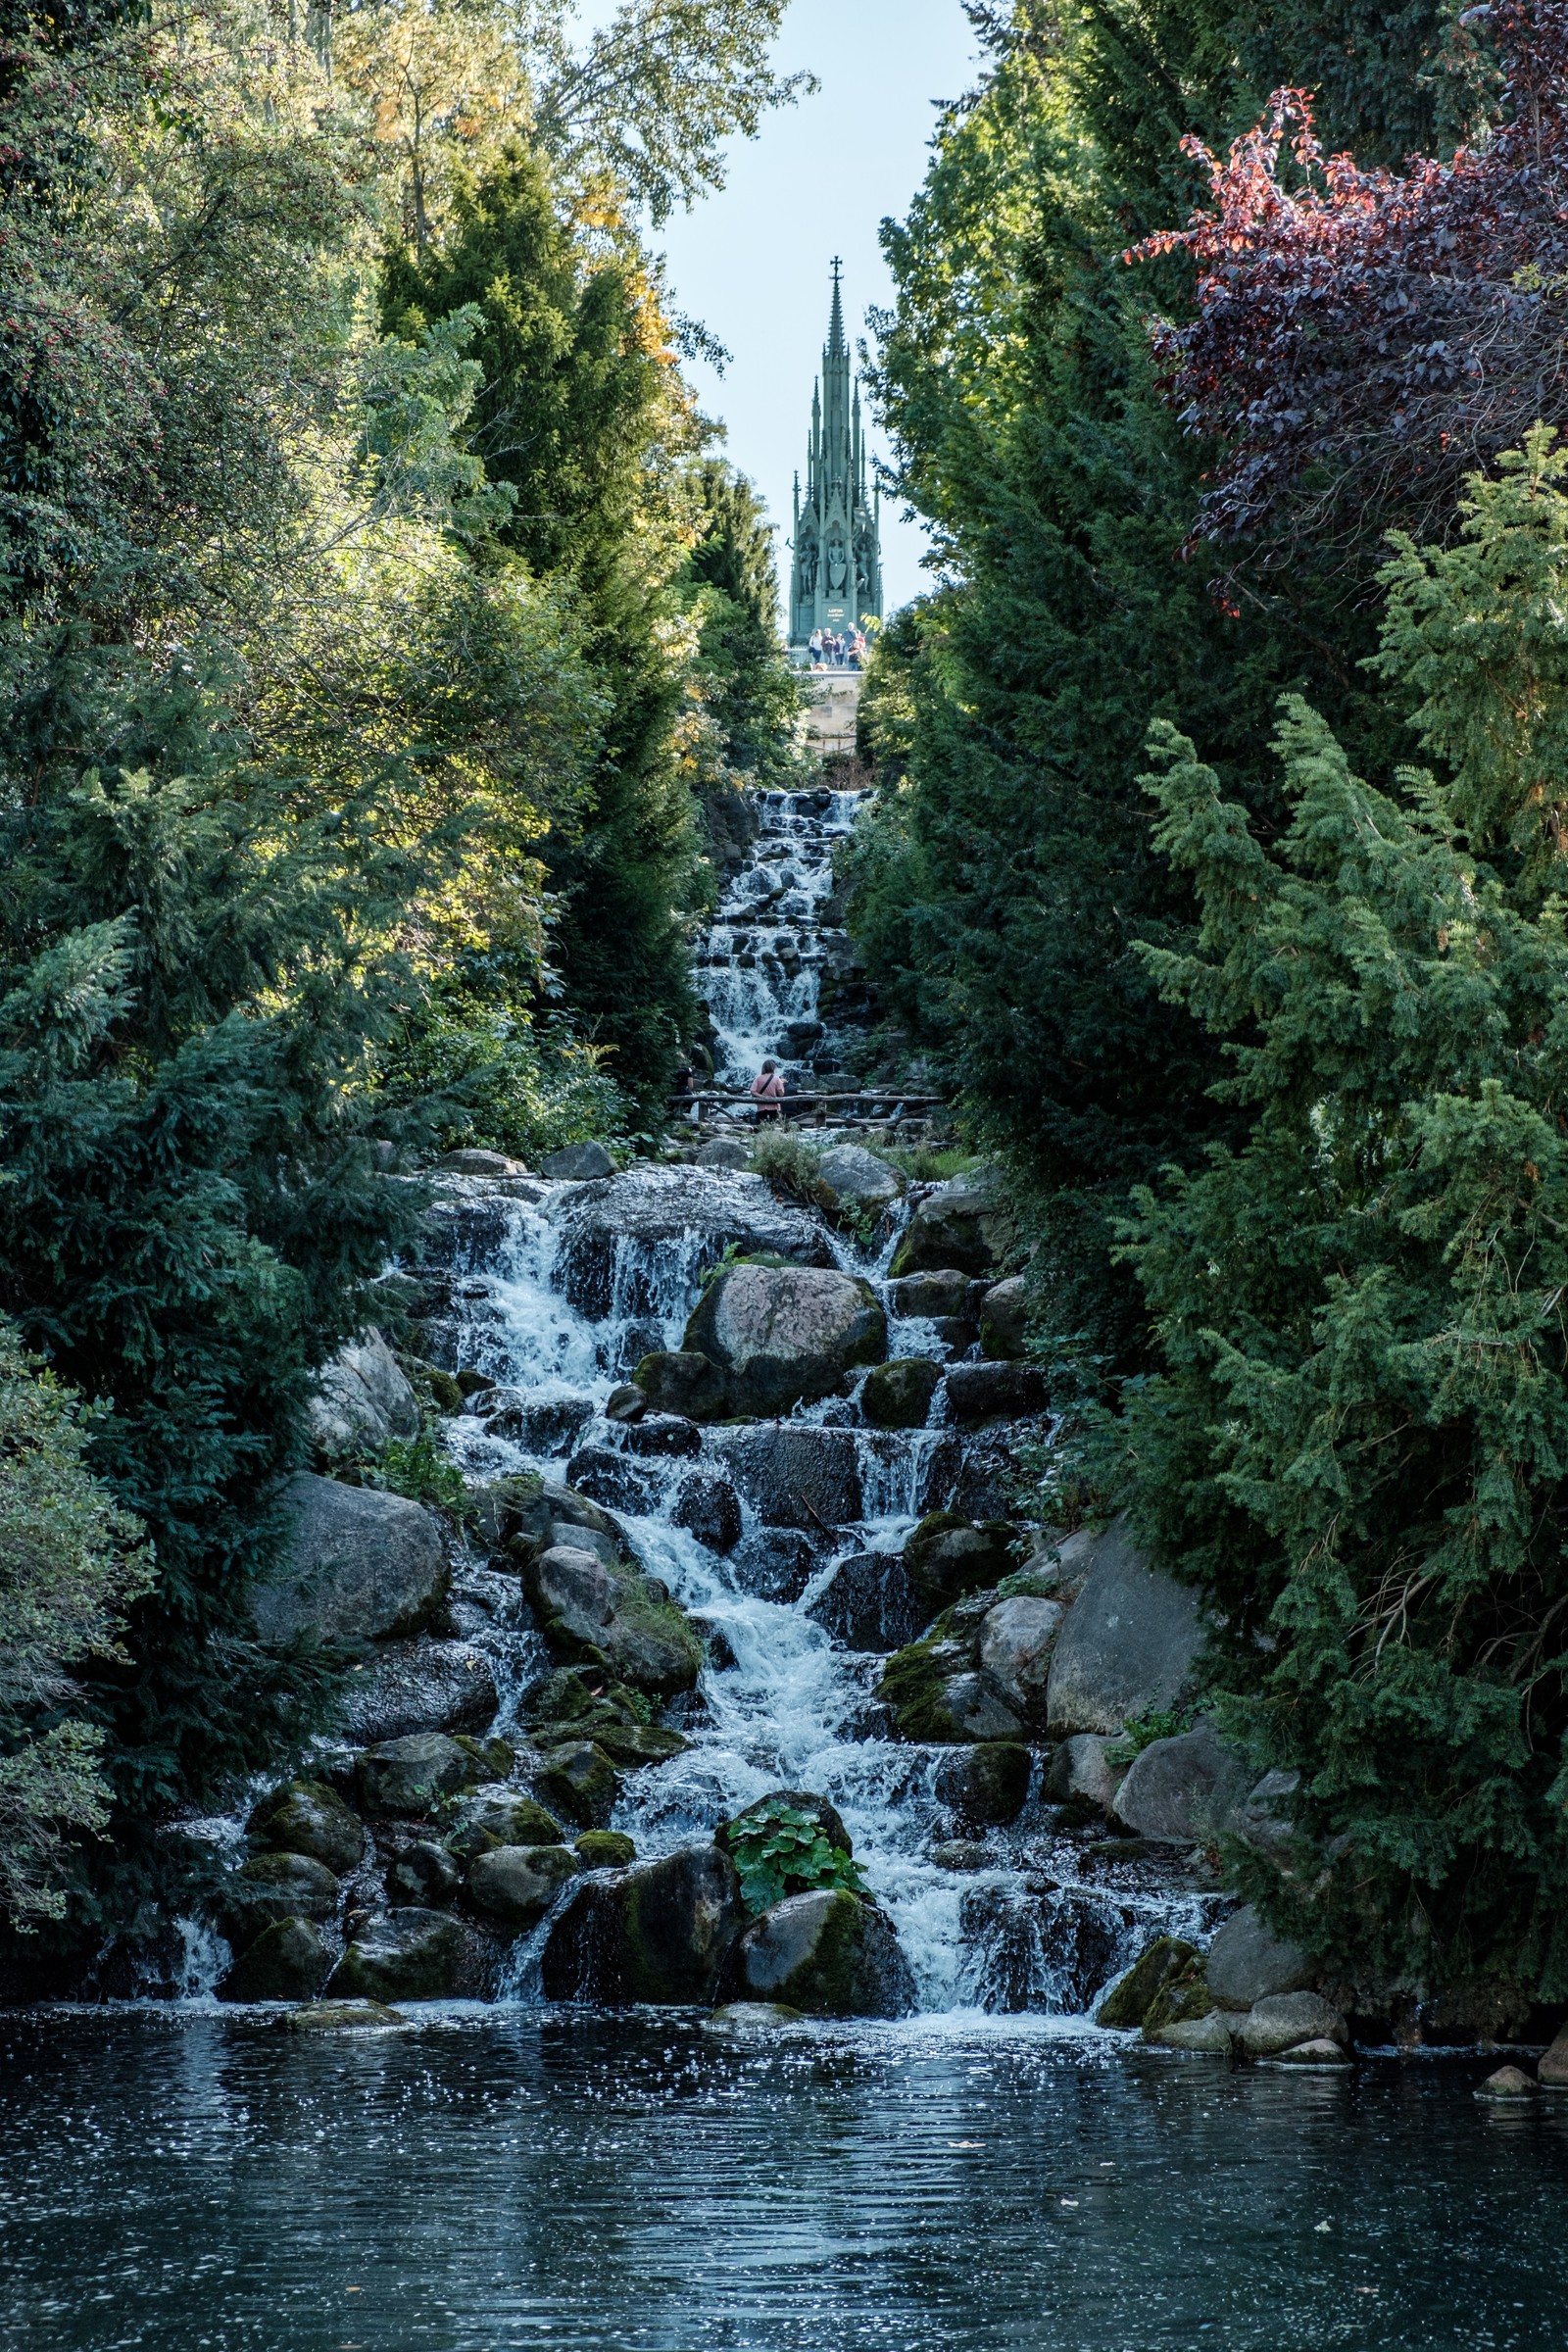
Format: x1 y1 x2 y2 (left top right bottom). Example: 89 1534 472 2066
4 2010 1564 2351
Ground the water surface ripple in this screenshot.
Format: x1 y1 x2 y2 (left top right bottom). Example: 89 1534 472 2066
3 2011 1563 2351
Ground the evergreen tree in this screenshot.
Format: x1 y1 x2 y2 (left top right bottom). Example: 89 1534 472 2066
384 146 707 1116
848 0 1485 1364
1113 432 1568 2001
0 1321 149 1930
681 459 803 790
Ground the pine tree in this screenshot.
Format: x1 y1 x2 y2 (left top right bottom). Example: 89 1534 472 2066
682 459 803 789
1113 431 1568 2001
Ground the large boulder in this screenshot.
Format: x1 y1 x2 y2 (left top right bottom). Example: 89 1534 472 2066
719 1890 916 2018
697 1137 753 1171
1539 2021 1568 2087
449 1788 564 1852
563 1445 656 1518
247 1779 364 1876
943 1361 1051 1424
1044 1519 1203 1736
553 1166 832 1319
1112 1721 1253 1844
813 1143 902 1215
218 1852 340 1943
328 1909 472 2001
880 1621 1024 1742
860 1358 942 1429
466 1843 581 1926
523 1543 702 1696
533 1740 620 1829
1203 1903 1315 2009
541 1843 746 2003
889 1171 1008 1279
631 1351 730 1420
1238 1991 1348 2057
903 1513 1018 1612
1095 1936 1200 2030
356 1732 469 1817
886 1269 973 1321
307 1332 422 1460
708 1425 863 1532
220 1917 329 2003
680 1263 886 1419
253 1474 447 1646
342 1640 499 1744
384 1840 462 1908
934 1741 1032 1828
1044 1733 1127 1817
976 1595 1063 1718
479 1392 595 1456
977 1279 1030 1362
541 1141 615 1181
669 1467 743 1554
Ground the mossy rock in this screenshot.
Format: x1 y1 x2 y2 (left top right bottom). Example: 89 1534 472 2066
936 1741 1031 1828
220 1917 330 2003
425 1367 465 1414
575 1830 637 1869
219 1850 341 1944
903 1513 1019 1610
720 1888 916 2018
535 1740 620 1829
1095 1936 1200 2030
446 1788 564 1859
861 1357 942 1430
247 1779 364 1877
452 1736 514 1783
282 2000 406 2032
1142 1960 1216 2038
633 1349 729 1421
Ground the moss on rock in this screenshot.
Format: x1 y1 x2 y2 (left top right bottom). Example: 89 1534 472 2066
1095 1936 1200 2030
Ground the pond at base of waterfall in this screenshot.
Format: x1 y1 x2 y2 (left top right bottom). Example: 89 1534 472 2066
5 2008 1566 2352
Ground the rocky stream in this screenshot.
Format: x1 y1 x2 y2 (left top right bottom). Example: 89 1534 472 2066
6 786 1567 2352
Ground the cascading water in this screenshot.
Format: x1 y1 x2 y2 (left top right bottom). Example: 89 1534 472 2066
429 1159 1215 2017
695 784 868 1087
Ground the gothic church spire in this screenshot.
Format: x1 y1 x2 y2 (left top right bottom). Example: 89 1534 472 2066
788 263 883 654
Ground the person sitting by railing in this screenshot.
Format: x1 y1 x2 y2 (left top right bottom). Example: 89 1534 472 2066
748 1060 786 1119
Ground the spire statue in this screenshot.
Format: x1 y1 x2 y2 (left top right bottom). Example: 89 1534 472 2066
788 262 884 657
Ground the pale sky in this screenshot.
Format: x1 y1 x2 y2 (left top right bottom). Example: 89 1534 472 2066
579 1 984 618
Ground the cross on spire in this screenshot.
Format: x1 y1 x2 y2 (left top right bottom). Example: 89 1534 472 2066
830 255 843 282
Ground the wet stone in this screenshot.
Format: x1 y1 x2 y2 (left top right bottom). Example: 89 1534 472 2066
356 1734 469 1818
534 1740 620 1830
806 1549 924 1653
466 1843 581 1926
220 1918 330 2004
670 1467 744 1554
618 1413 703 1458
564 1445 656 1516
384 1840 463 1909
247 1780 364 1877
328 1909 472 2003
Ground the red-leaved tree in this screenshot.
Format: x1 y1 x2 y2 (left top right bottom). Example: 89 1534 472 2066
1129 0 1568 564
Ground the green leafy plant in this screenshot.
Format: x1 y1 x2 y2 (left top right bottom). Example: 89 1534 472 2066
726 1798 865 1916
1104 1707 1192 1768
748 1127 832 1207
353 1428 472 1521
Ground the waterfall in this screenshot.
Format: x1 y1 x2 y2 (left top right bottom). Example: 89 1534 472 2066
421 795 1216 2016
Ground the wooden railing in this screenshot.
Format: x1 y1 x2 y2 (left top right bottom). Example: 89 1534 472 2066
669 1089 945 1127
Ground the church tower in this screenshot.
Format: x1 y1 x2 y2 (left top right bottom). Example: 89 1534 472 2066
788 263 883 656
